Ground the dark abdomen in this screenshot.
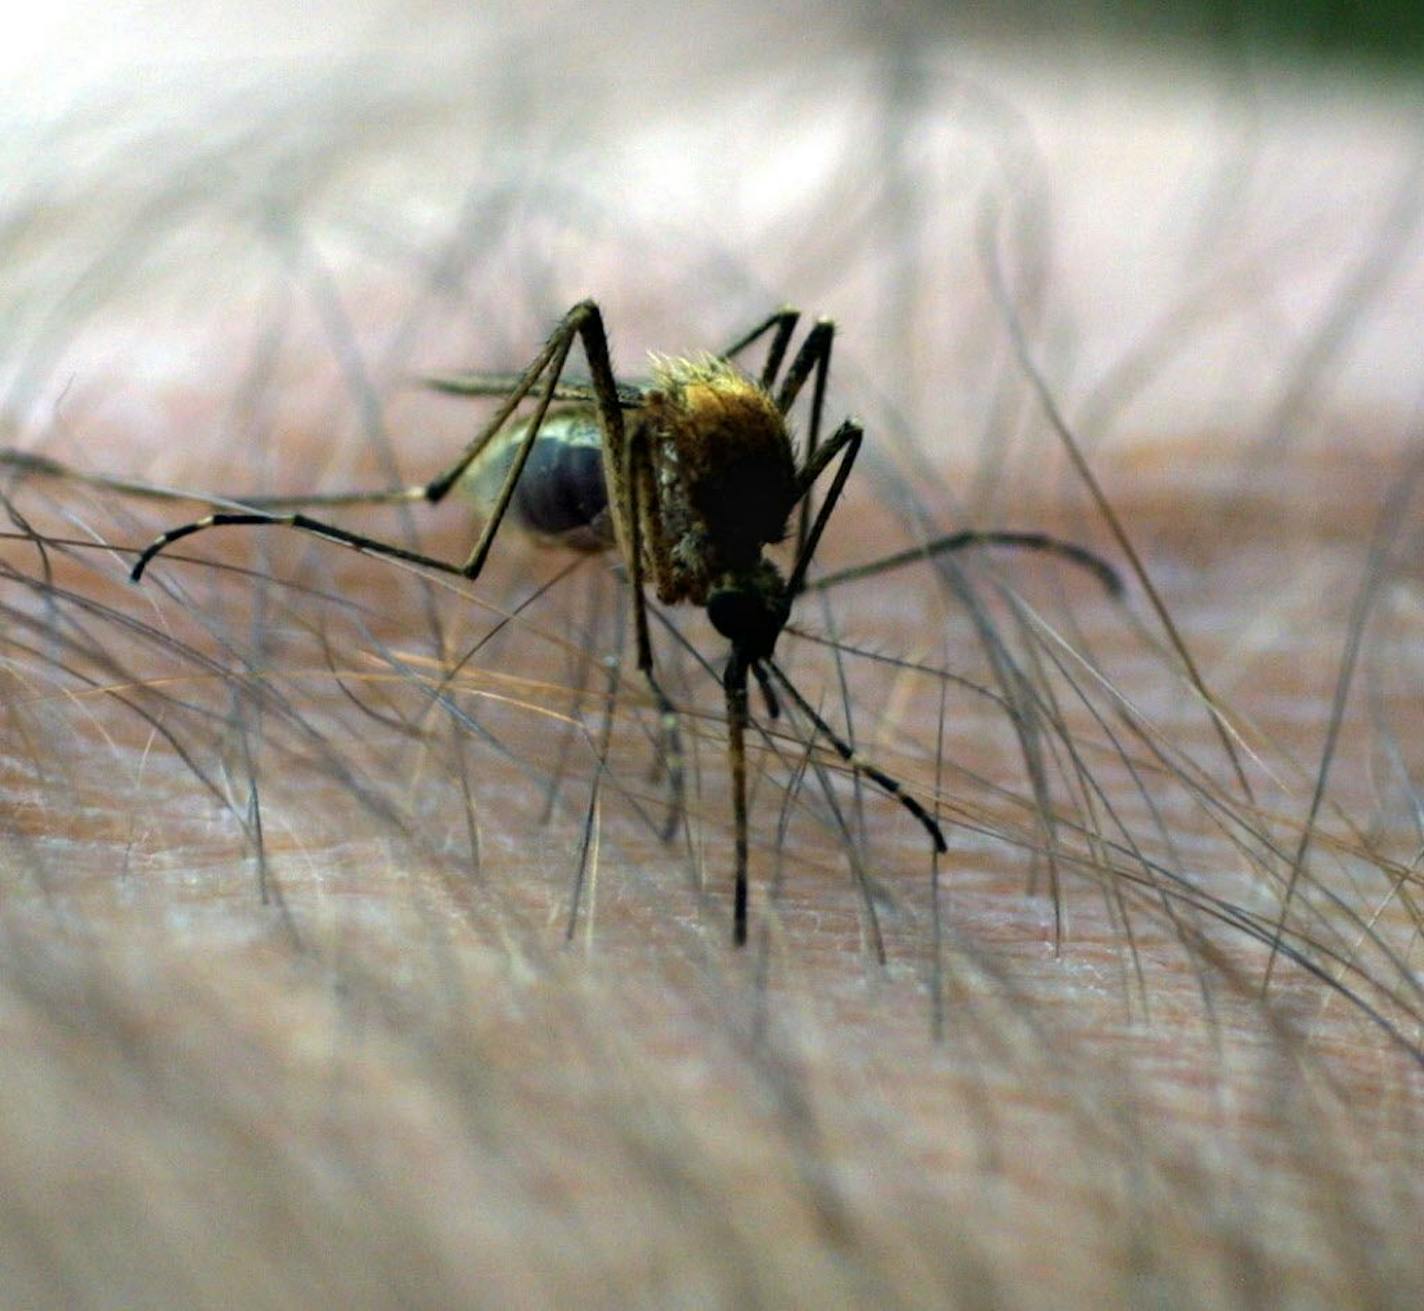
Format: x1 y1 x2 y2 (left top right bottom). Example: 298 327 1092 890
462 409 612 549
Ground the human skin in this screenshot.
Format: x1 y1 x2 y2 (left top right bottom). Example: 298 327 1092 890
0 5 1421 1308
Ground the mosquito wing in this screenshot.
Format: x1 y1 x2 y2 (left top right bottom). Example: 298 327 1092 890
424 371 646 409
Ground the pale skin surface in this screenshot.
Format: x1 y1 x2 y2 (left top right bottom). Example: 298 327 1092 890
0 4 1422 1307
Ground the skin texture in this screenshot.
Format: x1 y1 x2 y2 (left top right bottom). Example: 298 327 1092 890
0 5 1422 1307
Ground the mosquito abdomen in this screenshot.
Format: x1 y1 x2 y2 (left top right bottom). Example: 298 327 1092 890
462 408 613 549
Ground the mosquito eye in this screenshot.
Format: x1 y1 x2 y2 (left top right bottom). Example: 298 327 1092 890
707 588 759 641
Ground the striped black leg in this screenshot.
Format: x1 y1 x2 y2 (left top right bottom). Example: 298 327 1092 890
130 511 470 582
131 300 622 586
765 659 946 857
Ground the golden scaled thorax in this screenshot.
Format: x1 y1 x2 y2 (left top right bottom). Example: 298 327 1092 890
639 353 798 606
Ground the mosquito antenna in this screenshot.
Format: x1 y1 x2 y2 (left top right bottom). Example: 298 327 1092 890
763 658 946 854
807 530 1124 598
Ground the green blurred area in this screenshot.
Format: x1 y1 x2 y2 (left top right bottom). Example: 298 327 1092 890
1099 0 1424 71
969 1 1424 72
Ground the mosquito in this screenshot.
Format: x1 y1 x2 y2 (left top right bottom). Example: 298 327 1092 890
68 299 1120 945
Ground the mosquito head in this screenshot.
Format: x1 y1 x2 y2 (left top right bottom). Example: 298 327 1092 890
706 561 790 662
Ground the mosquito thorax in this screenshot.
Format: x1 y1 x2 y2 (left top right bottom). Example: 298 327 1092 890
645 353 797 569
706 562 790 660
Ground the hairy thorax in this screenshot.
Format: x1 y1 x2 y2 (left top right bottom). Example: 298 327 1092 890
638 354 797 606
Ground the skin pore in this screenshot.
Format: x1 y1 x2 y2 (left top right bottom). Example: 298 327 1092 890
0 5 1421 1307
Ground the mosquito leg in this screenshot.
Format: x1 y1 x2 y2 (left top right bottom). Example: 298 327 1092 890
128 367 568 582
772 320 835 559
130 511 470 582
724 654 752 945
132 301 617 585
188 303 617 526
785 418 863 599
766 658 946 856
455 323 579 576
422 300 603 503
436 298 639 581
430 298 633 576
805 530 1126 598
719 307 800 388
621 413 684 842
750 659 781 720
563 301 684 809
774 318 834 418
